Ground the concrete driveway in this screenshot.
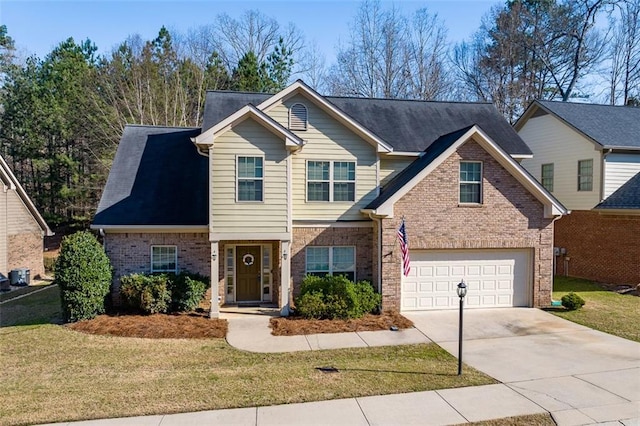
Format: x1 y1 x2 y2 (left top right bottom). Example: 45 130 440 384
404 308 640 424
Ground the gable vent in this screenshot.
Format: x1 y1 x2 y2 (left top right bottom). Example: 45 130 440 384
289 103 308 131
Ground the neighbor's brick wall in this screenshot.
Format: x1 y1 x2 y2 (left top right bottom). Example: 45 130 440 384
105 233 211 299
8 232 45 279
381 139 555 311
555 211 640 285
291 226 374 298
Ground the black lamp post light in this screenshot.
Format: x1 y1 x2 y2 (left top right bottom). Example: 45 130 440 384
456 279 467 376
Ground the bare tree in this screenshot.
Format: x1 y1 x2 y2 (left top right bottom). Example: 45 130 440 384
295 40 328 93
607 0 640 104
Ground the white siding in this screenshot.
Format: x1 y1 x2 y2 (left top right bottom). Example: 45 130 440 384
519 114 602 210
604 153 640 198
268 94 378 221
380 156 415 186
211 119 288 234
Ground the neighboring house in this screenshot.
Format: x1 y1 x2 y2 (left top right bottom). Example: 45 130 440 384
92 80 565 317
0 155 53 279
516 100 640 285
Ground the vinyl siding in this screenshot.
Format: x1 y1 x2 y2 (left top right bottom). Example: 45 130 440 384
603 153 640 198
211 119 288 234
268 94 377 221
0 187 6 274
519 115 602 211
380 156 415 186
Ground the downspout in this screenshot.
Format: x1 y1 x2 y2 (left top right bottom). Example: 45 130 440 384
368 213 383 296
550 214 564 306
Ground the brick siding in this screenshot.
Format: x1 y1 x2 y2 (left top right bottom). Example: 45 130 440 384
8 232 45 278
380 140 555 311
554 210 639 285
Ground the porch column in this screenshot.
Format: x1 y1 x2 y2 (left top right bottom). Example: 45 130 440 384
210 240 220 318
280 240 291 316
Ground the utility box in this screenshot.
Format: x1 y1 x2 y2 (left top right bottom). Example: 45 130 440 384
9 268 30 286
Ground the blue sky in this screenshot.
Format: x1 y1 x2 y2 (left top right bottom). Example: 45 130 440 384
1 0 498 63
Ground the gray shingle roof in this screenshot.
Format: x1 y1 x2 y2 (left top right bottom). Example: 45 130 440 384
202 91 532 156
595 172 640 210
535 101 640 149
93 126 207 226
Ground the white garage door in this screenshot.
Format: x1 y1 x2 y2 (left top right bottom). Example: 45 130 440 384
401 250 531 311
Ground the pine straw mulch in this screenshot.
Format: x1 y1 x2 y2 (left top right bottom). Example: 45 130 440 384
67 311 228 339
269 311 414 336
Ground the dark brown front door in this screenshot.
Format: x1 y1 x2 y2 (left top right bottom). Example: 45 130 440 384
236 246 261 301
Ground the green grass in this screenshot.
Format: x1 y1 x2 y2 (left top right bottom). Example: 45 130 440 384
550 276 640 342
0 284 496 426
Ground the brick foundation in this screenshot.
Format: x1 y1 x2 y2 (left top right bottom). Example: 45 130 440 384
380 140 555 311
555 211 640 285
8 232 45 278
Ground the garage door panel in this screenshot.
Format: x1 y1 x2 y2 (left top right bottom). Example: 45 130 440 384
401 250 530 311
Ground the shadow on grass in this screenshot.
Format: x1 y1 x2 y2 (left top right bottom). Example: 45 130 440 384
332 367 457 376
0 285 63 328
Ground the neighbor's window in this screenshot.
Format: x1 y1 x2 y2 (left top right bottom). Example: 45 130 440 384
237 156 264 201
306 246 355 281
307 160 356 202
459 161 482 204
289 103 308 131
578 159 593 191
541 163 554 192
151 246 177 273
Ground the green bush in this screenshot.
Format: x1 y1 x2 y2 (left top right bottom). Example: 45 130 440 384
54 231 112 323
168 272 208 312
561 292 586 310
120 274 171 314
295 275 381 319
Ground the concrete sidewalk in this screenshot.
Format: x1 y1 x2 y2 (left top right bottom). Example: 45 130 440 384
43 308 640 426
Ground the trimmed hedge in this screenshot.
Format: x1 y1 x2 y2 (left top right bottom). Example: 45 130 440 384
295 275 381 319
119 272 208 314
55 231 112 323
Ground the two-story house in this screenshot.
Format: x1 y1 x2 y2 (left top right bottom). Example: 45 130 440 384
92 81 565 317
516 100 640 285
1 154 52 280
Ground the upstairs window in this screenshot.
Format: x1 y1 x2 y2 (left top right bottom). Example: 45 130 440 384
459 161 482 204
237 156 264 201
151 246 177 273
578 159 593 191
307 160 356 202
541 163 554 192
289 103 308 131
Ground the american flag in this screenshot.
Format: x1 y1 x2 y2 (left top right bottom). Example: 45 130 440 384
397 218 411 277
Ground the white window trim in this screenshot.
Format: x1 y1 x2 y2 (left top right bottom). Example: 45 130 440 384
541 163 554 192
306 160 356 203
577 159 593 192
305 246 356 280
236 155 265 202
150 245 178 274
289 103 308 131
459 161 483 205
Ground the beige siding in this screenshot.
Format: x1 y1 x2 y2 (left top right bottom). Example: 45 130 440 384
604 153 640 198
268 94 378 221
211 119 288 234
0 188 6 274
6 189 42 235
519 115 602 210
380 156 415 186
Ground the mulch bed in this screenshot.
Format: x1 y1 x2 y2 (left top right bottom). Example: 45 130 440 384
270 311 414 336
67 311 228 339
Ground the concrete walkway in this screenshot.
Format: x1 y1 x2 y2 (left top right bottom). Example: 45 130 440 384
44 308 640 426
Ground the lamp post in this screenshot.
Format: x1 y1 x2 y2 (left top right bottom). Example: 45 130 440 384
456 280 467 376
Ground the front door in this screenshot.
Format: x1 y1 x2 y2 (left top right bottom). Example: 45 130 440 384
236 245 262 301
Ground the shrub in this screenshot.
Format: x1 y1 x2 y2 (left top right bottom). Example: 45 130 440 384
54 231 112 323
120 274 171 314
168 272 208 312
561 292 586 310
295 275 381 319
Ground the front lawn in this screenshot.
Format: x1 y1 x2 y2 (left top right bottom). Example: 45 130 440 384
0 285 495 426
550 276 639 342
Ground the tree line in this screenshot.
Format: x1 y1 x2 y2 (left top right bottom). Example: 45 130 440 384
0 1 638 226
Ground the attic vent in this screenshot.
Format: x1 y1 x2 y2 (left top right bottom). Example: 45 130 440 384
289 103 308 131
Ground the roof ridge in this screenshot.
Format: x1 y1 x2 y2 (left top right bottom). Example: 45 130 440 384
539 99 640 109
326 95 494 105
124 124 200 130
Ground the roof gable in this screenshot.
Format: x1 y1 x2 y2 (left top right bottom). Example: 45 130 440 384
516 100 640 150
363 125 566 219
0 155 52 235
